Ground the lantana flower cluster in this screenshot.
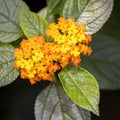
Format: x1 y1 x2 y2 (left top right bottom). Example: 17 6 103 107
14 17 92 84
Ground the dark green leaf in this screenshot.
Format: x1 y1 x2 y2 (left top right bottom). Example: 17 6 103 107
99 0 120 40
38 7 57 23
35 84 91 120
0 0 29 43
0 43 19 87
19 9 48 38
58 65 99 116
46 0 62 15
61 0 88 19
61 0 113 34
81 34 120 90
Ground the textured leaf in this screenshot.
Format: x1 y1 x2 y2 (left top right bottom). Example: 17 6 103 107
19 9 48 38
0 43 19 87
35 84 91 120
38 7 56 23
46 0 66 23
47 0 62 14
0 0 29 42
58 65 99 115
38 7 48 19
61 0 113 34
81 34 120 90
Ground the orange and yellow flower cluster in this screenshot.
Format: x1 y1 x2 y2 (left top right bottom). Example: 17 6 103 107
14 17 92 84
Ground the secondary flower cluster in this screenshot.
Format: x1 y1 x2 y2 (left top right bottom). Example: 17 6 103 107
14 17 92 84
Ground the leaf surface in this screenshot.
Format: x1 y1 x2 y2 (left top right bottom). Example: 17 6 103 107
58 65 99 115
0 43 19 87
61 0 113 34
81 34 120 89
0 0 28 42
47 0 62 14
35 84 91 120
19 9 48 38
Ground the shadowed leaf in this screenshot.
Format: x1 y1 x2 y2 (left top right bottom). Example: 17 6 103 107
35 84 91 120
0 43 19 87
0 0 29 42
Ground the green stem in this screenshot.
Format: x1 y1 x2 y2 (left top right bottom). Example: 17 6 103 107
51 72 57 83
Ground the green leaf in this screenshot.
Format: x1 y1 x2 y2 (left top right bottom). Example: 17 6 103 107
81 34 120 90
46 0 65 23
35 84 91 120
61 0 87 19
58 65 100 116
61 0 113 34
38 7 48 19
38 7 56 23
0 0 29 43
99 0 120 40
19 9 49 38
47 0 62 15
0 43 19 87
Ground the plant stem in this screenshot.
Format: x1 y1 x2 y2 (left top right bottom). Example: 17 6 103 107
51 72 57 83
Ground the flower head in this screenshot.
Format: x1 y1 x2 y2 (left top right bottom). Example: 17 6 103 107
14 17 92 84
14 36 60 84
46 17 92 65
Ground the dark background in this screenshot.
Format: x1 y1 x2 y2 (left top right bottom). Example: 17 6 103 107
0 0 120 120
